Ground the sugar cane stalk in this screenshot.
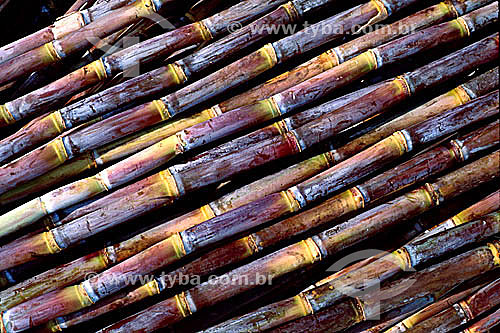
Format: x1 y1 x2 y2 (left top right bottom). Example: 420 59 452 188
167 122 499 279
41 0 475 170
412 189 500 242
269 247 496 333
165 4 496 159
309 187 500 292
180 65 496 198
144 0 415 125
271 298 433 333
460 307 500 333
1 87 496 310
0 0 333 156
41 89 495 247
216 0 494 112
1 128 497 332
384 282 494 332
1 7 495 202
348 285 485 333
391 278 500 332
186 0 227 22
0 40 495 297
265 243 500 333
100 209 500 332
203 214 500 333
41 67 497 227
186 64 499 169
0 0 128 65
1 0 411 148
0 32 497 240
0 117 188 205
8 2 172 103
0 0 353 164
0 0 181 87
0 136 343 309
0 0 297 130
66 0 99 14
43 122 499 331
0 87 497 268
0 0 11 13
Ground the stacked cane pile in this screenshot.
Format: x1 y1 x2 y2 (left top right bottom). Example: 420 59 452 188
0 0 498 332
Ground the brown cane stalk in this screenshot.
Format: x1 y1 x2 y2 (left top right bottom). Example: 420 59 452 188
412 189 500 242
215 0 495 113
203 220 500 333
17 0 417 165
0 118 190 205
0 87 496 311
1 74 497 268
384 282 494 332
154 4 497 164
0 5 495 203
265 244 500 333
0 0 128 65
0 0 418 162
9 6 165 103
185 64 498 169
186 0 227 22
460 307 500 333
0 37 496 311
0 147 335 310
0 0 330 155
0 0 358 167
19 63 496 226
0 33 497 241
39 122 499 331
0 0 182 87
1 122 497 332
99 210 500 331
348 285 485 333
0 0 296 130
394 278 500 332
